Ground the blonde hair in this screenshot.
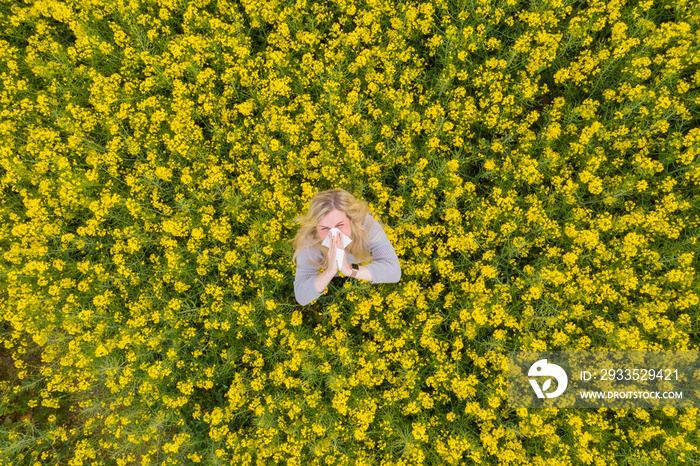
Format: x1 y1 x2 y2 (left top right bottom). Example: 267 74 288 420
292 189 374 269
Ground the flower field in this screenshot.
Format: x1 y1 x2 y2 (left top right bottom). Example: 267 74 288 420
1 0 699 464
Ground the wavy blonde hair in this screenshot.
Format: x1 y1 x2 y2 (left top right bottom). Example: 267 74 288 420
292 188 375 269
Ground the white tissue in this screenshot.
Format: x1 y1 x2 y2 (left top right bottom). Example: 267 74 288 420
321 228 352 271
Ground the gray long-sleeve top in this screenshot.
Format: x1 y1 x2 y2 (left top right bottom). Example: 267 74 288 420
294 215 401 305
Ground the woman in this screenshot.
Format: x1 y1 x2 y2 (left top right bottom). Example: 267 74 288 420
292 189 401 306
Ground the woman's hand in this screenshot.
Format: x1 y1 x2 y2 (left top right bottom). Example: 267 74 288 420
325 230 340 275
315 231 340 293
331 231 354 276
339 242 352 276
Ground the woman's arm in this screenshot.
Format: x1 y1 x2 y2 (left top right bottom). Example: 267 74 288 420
340 263 375 282
294 247 326 305
362 216 401 284
294 234 344 305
